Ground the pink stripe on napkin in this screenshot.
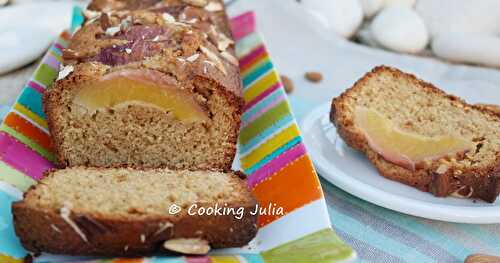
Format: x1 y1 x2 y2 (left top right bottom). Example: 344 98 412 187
0 132 54 180
243 82 282 111
239 45 266 70
230 11 256 41
248 143 306 188
186 256 211 263
242 93 286 127
27 81 45 93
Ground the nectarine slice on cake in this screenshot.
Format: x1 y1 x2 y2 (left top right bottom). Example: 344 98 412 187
354 107 475 170
73 69 209 122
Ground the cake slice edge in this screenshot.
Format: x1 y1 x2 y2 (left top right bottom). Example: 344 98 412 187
330 65 500 203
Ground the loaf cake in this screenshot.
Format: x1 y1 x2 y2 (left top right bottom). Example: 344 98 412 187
331 66 500 202
12 167 258 256
44 0 242 170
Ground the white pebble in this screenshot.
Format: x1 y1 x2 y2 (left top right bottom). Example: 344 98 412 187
303 0 363 38
431 33 500 68
360 0 383 18
416 0 500 37
371 6 429 54
382 0 415 8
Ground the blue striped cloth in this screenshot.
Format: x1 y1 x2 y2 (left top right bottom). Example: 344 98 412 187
288 98 500 263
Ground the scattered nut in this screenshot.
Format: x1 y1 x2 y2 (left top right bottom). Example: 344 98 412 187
182 0 207 7
281 75 294 94
464 254 500 263
163 238 210 255
305 71 323 83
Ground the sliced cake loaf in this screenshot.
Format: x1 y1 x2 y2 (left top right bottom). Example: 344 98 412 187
44 0 242 170
12 167 257 256
331 66 500 202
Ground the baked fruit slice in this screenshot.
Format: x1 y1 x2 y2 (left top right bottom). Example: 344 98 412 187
12 167 257 256
331 66 500 202
44 2 242 170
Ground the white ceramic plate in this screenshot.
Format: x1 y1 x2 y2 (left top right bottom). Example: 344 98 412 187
300 103 500 224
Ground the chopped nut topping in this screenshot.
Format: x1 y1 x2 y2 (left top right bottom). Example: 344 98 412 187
57 65 74 81
435 164 449 175
204 1 223 11
163 238 210 255
51 224 61 233
140 234 146 243
154 222 174 236
186 53 200 62
200 46 226 74
182 0 208 7
179 12 187 21
185 18 199 24
216 32 234 51
451 186 474 198
125 48 132 54
162 13 176 24
60 202 88 242
105 26 121 36
220 51 238 66
120 16 132 30
83 10 101 20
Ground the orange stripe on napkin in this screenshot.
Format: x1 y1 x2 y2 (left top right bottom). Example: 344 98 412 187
3 112 52 151
252 155 323 227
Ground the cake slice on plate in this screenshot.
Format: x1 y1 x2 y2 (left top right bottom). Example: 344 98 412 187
331 66 500 202
12 167 257 256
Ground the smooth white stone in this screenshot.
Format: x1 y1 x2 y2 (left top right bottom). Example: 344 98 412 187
0 2 73 74
360 0 383 18
383 0 415 7
431 33 500 68
0 27 52 75
303 0 363 38
416 0 500 37
371 6 429 54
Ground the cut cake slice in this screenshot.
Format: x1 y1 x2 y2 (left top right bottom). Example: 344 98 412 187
330 66 500 202
12 167 258 256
